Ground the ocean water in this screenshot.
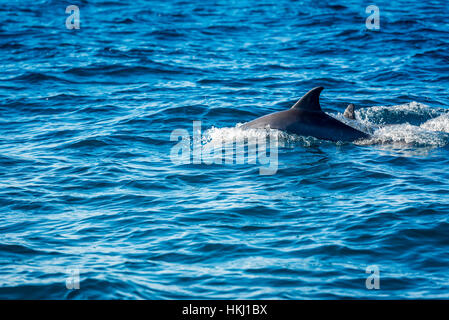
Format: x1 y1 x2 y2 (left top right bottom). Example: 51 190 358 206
1 0 449 299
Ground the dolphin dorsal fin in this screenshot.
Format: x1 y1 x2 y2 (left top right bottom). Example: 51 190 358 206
291 86 324 112
343 103 356 120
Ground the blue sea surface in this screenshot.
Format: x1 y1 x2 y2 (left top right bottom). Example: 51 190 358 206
1 0 449 299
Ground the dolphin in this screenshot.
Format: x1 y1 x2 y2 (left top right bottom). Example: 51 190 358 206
343 103 356 120
241 87 369 142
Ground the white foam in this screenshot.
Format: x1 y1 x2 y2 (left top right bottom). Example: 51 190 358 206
420 113 449 133
361 123 448 147
355 101 442 125
334 102 449 147
202 125 321 148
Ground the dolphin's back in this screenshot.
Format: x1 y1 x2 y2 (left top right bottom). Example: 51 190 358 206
241 87 370 142
242 109 295 131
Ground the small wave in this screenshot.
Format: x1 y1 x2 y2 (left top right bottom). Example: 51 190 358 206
64 63 197 77
148 29 185 38
3 72 70 83
0 243 39 255
60 137 111 150
0 243 58 256
113 18 135 24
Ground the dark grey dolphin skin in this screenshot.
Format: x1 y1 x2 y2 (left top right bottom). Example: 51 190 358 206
241 87 369 142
